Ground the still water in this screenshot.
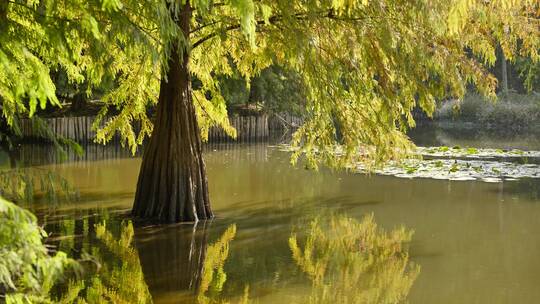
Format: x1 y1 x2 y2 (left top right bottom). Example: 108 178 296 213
5 126 540 303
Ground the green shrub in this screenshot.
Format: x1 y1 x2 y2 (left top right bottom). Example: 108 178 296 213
0 196 153 304
0 196 78 303
435 93 540 129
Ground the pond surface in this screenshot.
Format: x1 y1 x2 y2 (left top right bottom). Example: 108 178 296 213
5 125 540 303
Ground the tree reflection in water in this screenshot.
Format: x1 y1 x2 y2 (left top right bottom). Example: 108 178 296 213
46 212 243 303
45 210 417 303
289 214 420 304
135 221 245 304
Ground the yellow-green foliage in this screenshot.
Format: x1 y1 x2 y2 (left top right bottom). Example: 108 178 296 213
289 214 420 304
2 0 539 166
0 196 152 303
0 0 109 122
0 0 169 153
0 196 78 304
186 0 540 168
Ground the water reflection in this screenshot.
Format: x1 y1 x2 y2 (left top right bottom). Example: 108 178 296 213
135 221 247 304
8 142 274 167
42 211 153 303
135 222 212 302
14 143 140 166
289 214 419 304
45 206 418 304
409 123 540 150
197 225 246 304
8 127 540 303
44 209 242 303
86 221 153 303
0 168 79 204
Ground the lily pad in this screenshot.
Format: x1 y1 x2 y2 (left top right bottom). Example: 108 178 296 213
273 144 540 183
417 146 540 160
356 159 540 183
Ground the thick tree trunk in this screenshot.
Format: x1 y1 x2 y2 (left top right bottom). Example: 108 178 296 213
132 2 212 223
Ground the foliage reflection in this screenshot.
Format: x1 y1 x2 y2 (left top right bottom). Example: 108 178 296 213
62 221 153 303
289 214 419 304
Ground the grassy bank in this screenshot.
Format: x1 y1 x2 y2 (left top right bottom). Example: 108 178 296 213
435 93 540 130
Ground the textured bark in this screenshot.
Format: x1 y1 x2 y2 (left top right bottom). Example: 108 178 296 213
132 1 212 223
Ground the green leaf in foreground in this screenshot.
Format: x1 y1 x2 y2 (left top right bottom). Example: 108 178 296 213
0 196 78 303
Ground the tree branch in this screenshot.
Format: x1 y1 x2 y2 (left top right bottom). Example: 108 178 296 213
6 0 79 23
191 10 370 49
192 13 299 48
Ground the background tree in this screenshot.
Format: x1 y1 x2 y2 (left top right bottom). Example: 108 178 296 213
515 54 540 92
220 64 306 115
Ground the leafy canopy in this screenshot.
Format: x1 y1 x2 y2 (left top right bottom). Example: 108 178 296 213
1 0 539 166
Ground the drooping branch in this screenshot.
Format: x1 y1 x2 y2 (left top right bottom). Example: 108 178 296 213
191 13 290 48
6 0 79 23
191 9 376 49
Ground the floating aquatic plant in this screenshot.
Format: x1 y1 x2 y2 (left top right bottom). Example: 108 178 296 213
358 159 540 182
417 146 540 160
274 144 540 183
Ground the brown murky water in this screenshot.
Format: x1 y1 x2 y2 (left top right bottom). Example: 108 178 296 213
4 126 540 303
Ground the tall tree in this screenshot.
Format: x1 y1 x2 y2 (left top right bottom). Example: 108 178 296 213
131 2 213 222
499 46 510 95
1 0 539 223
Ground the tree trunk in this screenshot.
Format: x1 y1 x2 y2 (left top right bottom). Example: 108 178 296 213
132 1 212 223
70 92 87 114
500 47 509 96
0 1 8 20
